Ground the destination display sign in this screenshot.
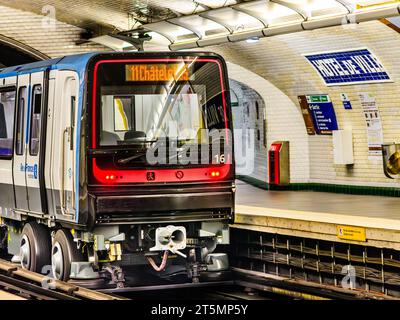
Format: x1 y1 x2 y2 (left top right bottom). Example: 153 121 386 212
125 64 190 82
304 48 391 86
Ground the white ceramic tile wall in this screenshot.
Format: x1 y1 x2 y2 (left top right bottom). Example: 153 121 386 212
209 21 400 187
0 5 105 58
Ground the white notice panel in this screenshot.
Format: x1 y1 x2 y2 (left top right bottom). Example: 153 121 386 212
359 93 383 161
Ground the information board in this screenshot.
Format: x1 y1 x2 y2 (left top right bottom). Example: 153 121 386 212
359 92 384 160
298 95 338 135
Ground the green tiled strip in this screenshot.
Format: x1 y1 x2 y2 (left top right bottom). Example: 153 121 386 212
236 175 400 197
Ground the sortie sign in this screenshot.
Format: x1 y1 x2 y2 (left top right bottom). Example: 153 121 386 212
304 48 391 86
298 94 338 135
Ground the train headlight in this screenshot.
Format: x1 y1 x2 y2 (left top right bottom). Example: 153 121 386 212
210 170 221 178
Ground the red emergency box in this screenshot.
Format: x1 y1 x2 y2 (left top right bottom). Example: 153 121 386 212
268 141 290 185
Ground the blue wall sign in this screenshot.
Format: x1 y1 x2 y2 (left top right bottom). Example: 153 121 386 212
304 48 391 86
306 95 338 135
343 100 352 110
341 93 352 110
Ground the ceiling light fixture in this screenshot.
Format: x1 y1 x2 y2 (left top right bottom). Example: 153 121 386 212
246 36 259 43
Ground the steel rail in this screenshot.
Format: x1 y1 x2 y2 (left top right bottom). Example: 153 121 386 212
0 258 126 300
232 267 400 300
99 280 234 293
0 275 77 300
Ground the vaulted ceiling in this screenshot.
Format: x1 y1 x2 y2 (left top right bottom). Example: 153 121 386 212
1 0 400 50
0 0 239 32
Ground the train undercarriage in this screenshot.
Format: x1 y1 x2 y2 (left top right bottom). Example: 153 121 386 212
0 217 231 289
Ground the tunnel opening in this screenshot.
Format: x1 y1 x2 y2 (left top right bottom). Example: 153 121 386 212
230 79 267 183
0 35 47 67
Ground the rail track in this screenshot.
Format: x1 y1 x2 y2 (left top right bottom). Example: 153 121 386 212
232 267 400 300
114 284 278 300
1 256 396 300
0 258 125 300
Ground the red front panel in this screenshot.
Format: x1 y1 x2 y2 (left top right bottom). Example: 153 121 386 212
92 159 231 184
90 57 232 185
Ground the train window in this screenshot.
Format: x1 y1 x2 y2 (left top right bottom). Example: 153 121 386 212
102 91 203 146
96 61 226 149
15 87 27 155
0 88 16 158
29 85 42 156
70 96 76 150
71 96 76 128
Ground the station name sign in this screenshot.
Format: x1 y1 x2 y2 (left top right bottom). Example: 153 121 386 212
304 48 391 86
125 64 190 82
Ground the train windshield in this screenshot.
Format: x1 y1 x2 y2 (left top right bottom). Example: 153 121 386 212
95 59 228 149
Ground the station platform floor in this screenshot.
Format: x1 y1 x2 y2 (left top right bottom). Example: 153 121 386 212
0 291 24 300
234 180 400 249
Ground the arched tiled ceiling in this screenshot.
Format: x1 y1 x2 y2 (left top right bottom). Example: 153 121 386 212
2 1 400 51
91 0 400 50
0 0 242 32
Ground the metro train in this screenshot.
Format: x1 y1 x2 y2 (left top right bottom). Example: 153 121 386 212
0 52 235 287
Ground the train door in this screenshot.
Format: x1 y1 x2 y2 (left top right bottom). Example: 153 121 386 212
13 74 30 211
61 76 77 215
25 72 45 213
51 71 78 219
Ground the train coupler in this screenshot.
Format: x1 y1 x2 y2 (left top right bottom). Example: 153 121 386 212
150 225 187 258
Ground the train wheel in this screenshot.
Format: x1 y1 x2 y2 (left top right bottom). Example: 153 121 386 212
51 229 82 281
20 222 51 273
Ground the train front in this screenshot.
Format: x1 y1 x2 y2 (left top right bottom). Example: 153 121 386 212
85 52 235 285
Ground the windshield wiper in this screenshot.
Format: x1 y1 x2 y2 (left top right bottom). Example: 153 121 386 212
119 138 159 146
117 152 147 164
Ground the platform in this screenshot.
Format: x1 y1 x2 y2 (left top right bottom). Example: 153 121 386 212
234 181 400 249
0 291 25 300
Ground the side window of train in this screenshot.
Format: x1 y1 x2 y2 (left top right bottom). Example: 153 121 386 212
0 88 16 158
16 87 27 155
29 85 42 156
70 96 75 150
